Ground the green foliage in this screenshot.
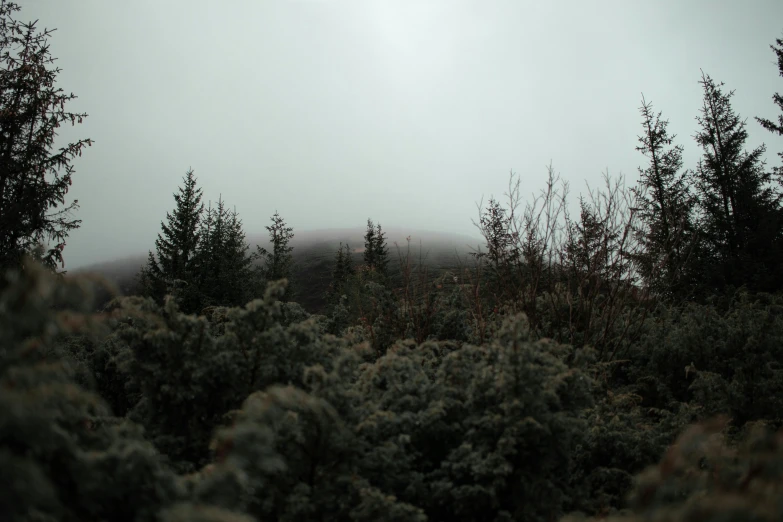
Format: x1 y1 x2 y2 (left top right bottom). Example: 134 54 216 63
756 34 783 174
363 219 390 278
619 291 783 428
195 197 257 310
690 71 783 294
257 211 295 301
565 419 783 522
0 261 183 522
0 2 92 275
630 97 695 299
327 242 355 305
140 178 259 313
139 168 204 309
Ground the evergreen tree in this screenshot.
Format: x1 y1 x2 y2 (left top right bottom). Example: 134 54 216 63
631 96 695 298
363 219 376 268
756 34 783 175
472 197 520 301
221 207 256 304
563 197 617 291
363 218 389 277
690 71 783 293
138 168 204 306
0 2 92 276
194 197 255 309
373 222 390 277
343 242 355 277
328 242 355 303
256 211 295 300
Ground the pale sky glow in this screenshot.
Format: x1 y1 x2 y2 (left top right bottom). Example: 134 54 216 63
20 1 783 269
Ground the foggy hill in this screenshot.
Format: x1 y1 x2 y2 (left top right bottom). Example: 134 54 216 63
71 227 484 313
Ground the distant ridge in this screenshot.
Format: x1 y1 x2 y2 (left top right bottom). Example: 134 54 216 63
70 228 485 313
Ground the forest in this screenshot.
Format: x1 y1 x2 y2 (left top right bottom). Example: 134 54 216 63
2 2 783 520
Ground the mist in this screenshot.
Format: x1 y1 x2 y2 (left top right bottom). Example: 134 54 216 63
22 0 783 269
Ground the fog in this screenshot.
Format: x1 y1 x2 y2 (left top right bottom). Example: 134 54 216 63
22 0 783 269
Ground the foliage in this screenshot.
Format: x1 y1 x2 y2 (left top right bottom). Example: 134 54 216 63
195 197 257 310
138 168 204 309
689 71 783 294
756 33 783 174
564 419 783 522
0 2 92 275
630 96 696 300
257 211 295 301
363 218 390 278
0 261 183 522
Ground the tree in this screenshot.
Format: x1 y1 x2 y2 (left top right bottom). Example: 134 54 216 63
138 168 204 306
194 196 256 309
328 242 351 301
362 218 389 277
630 96 695 298
0 2 92 275
472 197 520 303
362 218 376 268
256 211 295 300
690 71 783 293
756 35 783 145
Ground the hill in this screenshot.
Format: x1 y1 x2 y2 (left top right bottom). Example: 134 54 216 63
71 227 484 313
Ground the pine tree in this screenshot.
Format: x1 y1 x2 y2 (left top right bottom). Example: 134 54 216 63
363 218 389 277
363 219 376 268
221 207 256 304
631 96 695 298
690 71 783 293
471 198 521 305
0 2 92 276
563 198 616 288
139 168 204 305
193 196 256 309
756 34 783 175
344 242 355 277
373 222 390 277
256 211 295 300
328 242 355 302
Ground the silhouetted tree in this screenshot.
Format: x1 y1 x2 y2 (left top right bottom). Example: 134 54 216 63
194 197 255 309
0 2 92 276
472 197 520 304
362 219 389 277
363 219 376 268
689 71 783 293
328 242 354 303
756 33 783 176
138 168 204 307
631 96 696 299
257 211 295 300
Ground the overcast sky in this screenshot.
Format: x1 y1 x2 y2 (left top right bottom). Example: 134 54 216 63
21 0 783 269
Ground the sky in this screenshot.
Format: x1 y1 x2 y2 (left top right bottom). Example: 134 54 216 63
20 0 783 269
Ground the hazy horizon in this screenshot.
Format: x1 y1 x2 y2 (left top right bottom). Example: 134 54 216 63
22 0 783 269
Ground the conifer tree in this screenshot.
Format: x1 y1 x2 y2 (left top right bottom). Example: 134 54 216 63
139 168 204 305
363 219 376 268
256 211 295 300
343 242 355 276
373 222 390 276
756 34 783 175
631 96 695 298
0 2 92 276
328 242 355 302
690 71 783 293
193 197 256 309
363 219 389 277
